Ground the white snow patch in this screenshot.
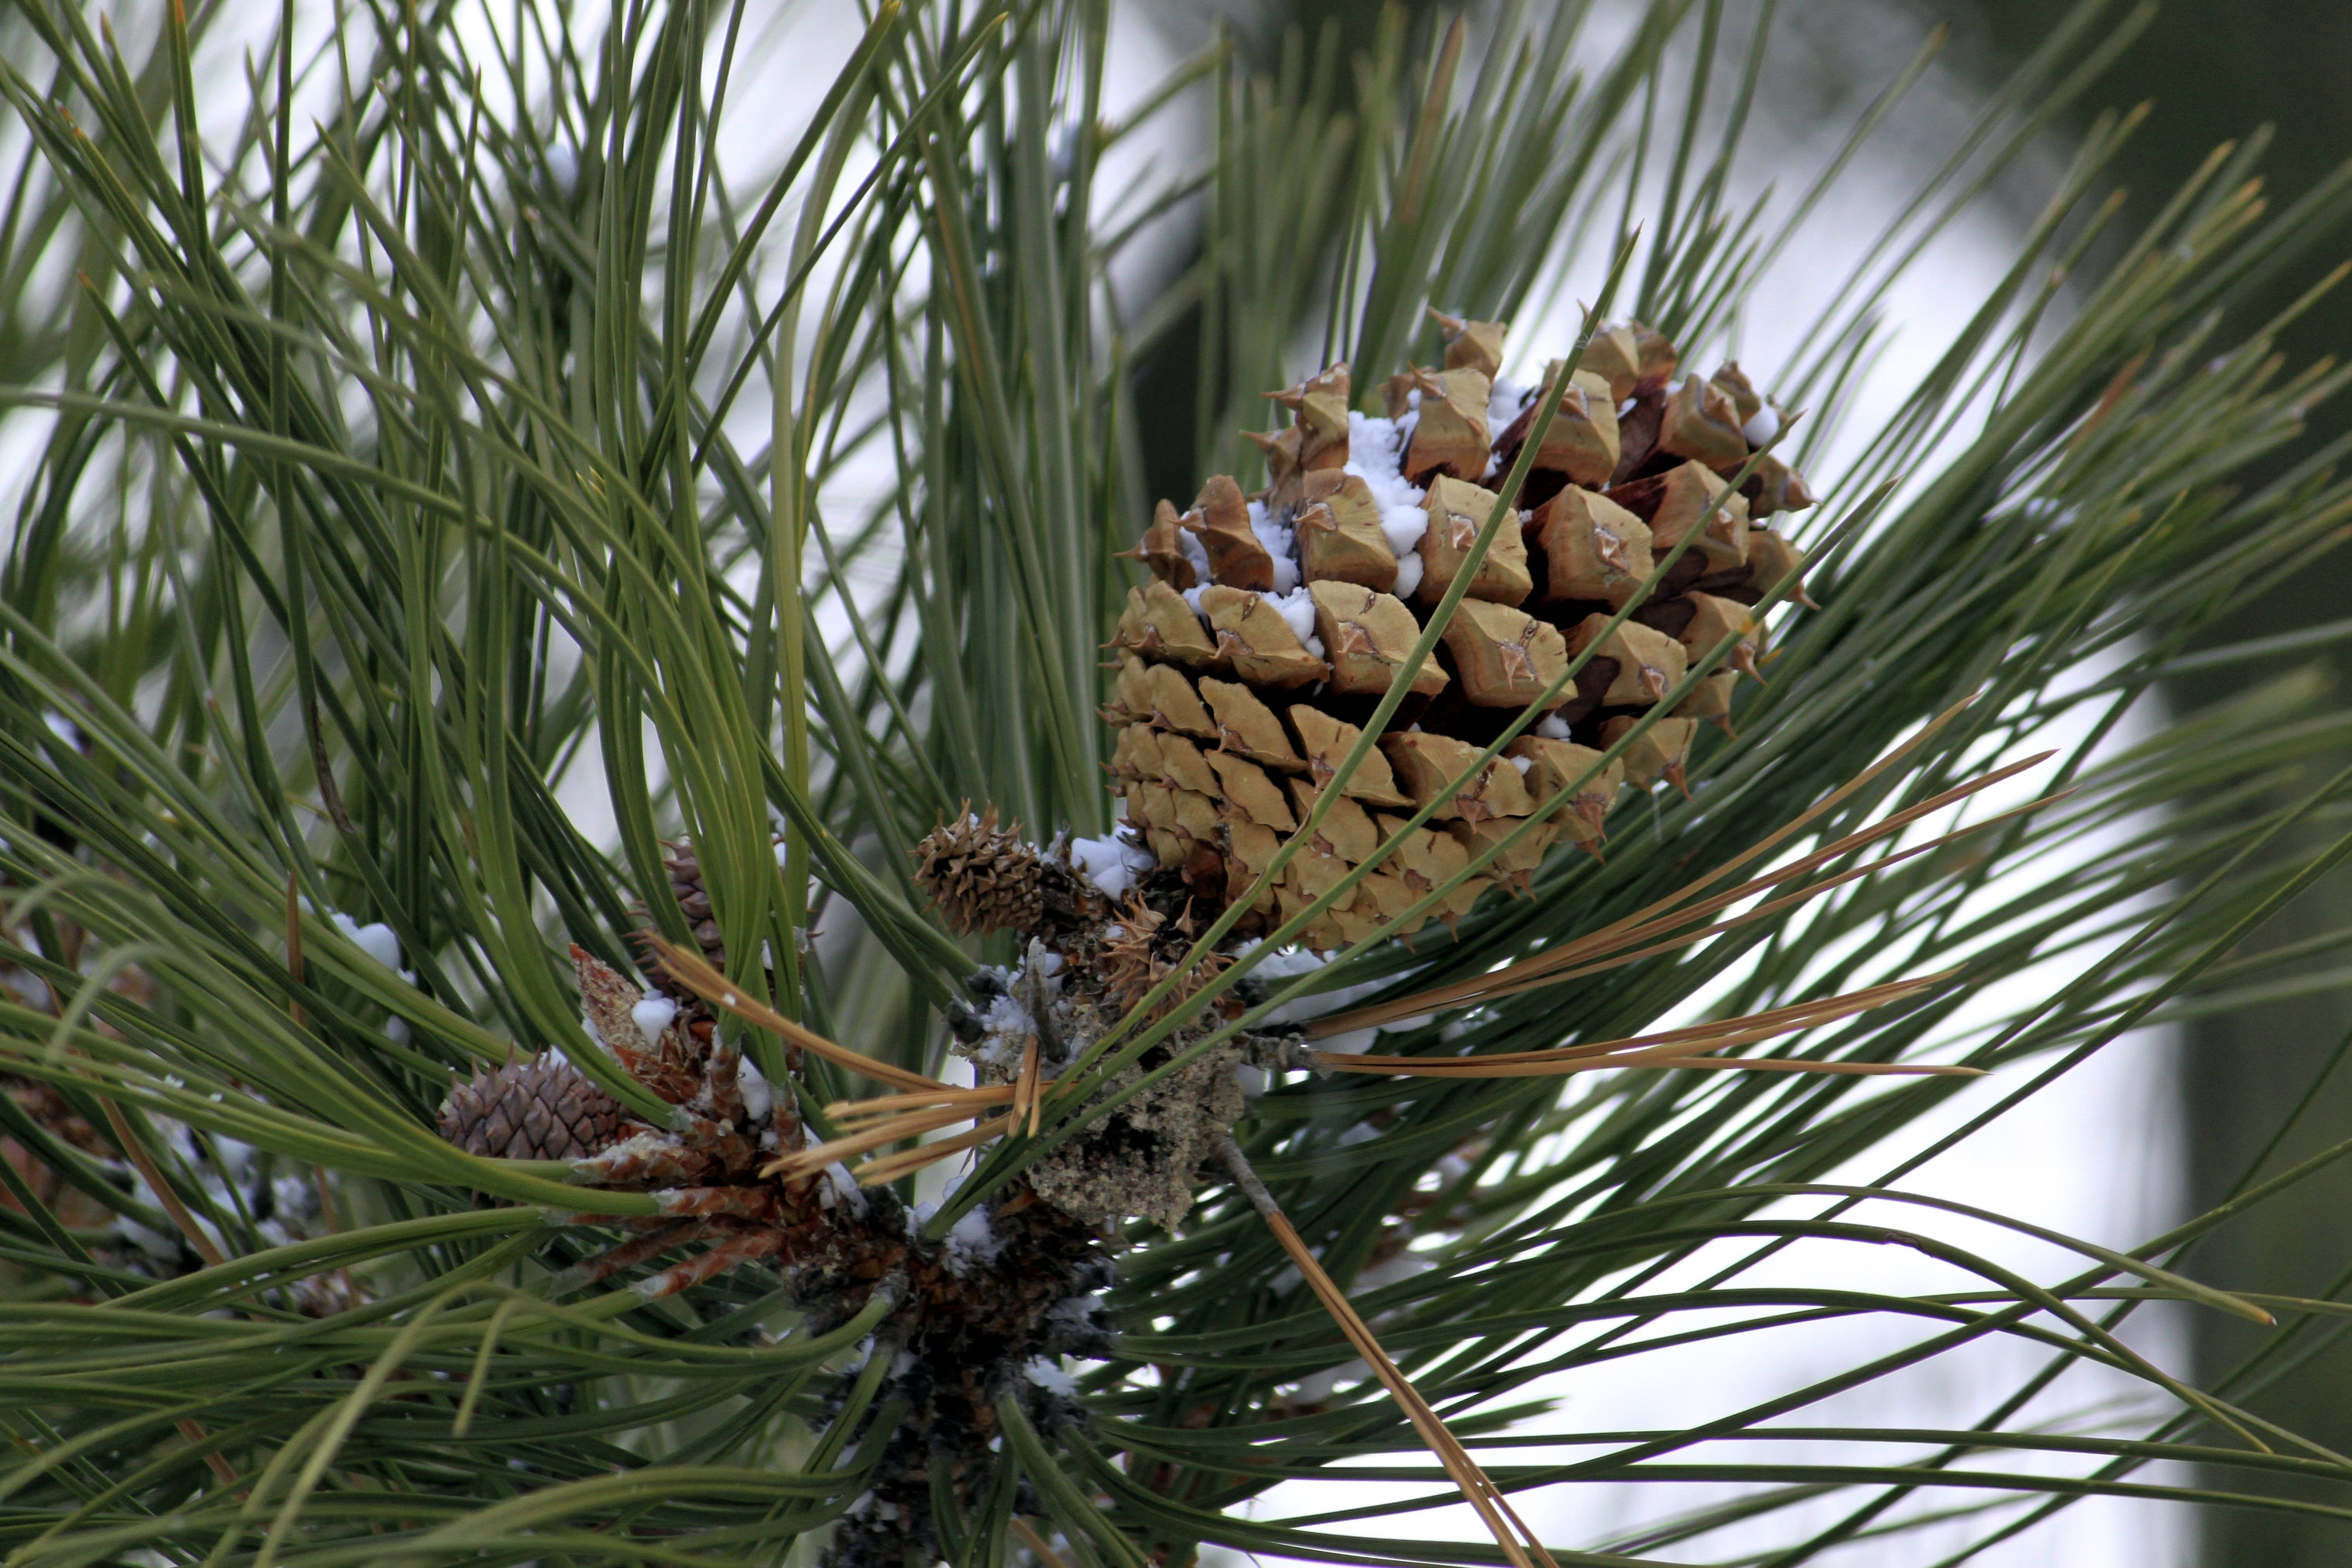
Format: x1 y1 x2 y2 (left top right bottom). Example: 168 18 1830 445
1486 375 1532 437
1509 755 1533 775
1176 525 1211 583
1535 715 1573 739
1742 406 1780 445
979 989 1035 1037
630 995 678 1047
821 1162 868 1216
1023 1357 1081 1397
944 1206 1001 1274
1260 586 1319 646
736 1056 774 1121
1246 500 1301 592
1391 549 1425 600
1069 830 1155 901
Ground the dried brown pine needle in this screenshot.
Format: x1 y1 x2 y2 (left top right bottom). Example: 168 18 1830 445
1316 971 1974 1078
1217 1137 1557 1568
1313 736 2058 1037
648 936 948 1093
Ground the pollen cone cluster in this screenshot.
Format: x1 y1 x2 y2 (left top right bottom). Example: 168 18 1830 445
1103 313 1815 948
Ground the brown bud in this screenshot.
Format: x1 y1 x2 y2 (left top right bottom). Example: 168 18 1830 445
1270 364 1352 469
1281 853 1353 927
1127 780 1173 831
1104 652 1155 729
1296 470 1399 591
1346 867 1425 939
1107 722 1160 784
1223 820 1283 913
1283 780 1381 863
1709 362 1763 425
1142 826 1190 870
1527 485 1654 607
1494 366 1620 487
1446 815 1556 883
1439 599 1571 710
1181 475 1274 590
1307 581 1451 699
1388 821 1484 922
1738 528 1815 606
1245 426 1305 511
1415 475 1532 607
1675 669 1740 735
1641 592 1762 678
1633 324 1680 397
1741 454 1817 520
1170 787 1224 843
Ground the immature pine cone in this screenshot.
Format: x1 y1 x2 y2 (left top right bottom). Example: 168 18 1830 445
437 1055 626 1161
913 807 1047 935
663 841 726 964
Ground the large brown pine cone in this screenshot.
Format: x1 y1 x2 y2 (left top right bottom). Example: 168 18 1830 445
1104 313 1815 949
437 1056 628 1161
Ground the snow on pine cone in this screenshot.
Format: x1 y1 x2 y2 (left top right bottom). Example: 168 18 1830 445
437 1055 627 1161
1103 313 1814 950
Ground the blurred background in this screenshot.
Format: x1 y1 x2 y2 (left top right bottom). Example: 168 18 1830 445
1952 6 2352 1566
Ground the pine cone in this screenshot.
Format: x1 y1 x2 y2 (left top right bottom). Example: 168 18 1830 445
913 808 1048 934
663 841 726 964
1108 313 1814 949
437 1055 628 1161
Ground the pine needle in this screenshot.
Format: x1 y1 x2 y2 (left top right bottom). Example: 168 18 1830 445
649 936 950 1093
1216 1137 1557 1568
1316 971 1973 1077
1313 746 2058 1036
